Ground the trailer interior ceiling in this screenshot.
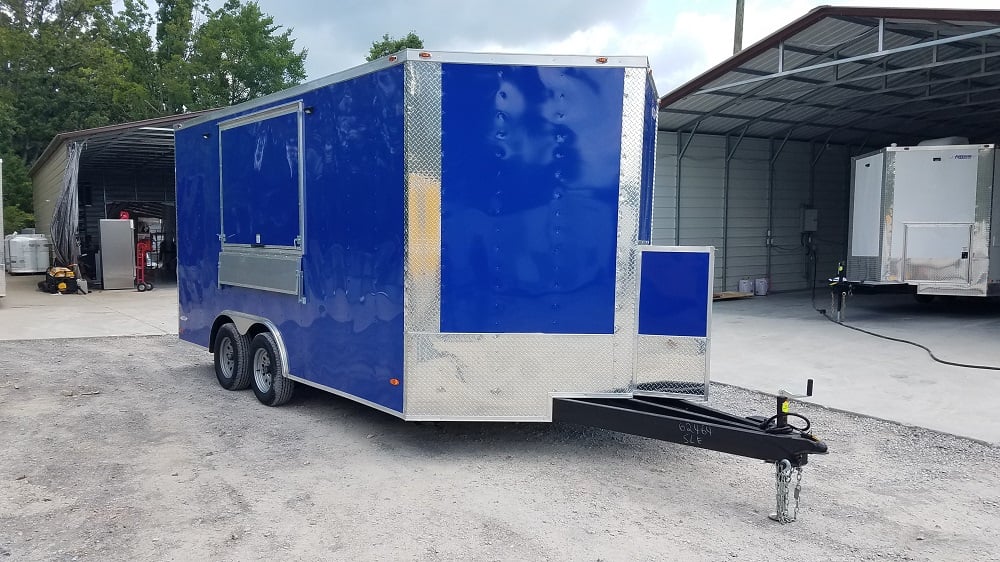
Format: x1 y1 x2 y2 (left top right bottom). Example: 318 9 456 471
655 7 1000 293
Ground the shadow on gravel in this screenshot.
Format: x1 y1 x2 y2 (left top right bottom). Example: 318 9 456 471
263 382 668 461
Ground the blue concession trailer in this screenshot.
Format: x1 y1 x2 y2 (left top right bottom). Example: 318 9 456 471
175 51 825 519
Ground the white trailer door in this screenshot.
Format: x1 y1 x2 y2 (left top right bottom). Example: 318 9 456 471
903 223 972 284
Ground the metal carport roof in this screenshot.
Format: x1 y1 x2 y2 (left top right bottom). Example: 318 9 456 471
658 6 1000 147
29 111 214 176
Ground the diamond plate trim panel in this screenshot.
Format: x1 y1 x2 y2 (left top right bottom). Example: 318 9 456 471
847 256 881 282
403 60 442 335
969 146 994 294
615 67 646 391
903 224 973 284
634 336 708 396
405 333 617 419
882 151 898 281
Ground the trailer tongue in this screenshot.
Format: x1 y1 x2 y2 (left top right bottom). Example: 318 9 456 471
175 50 828 523
554 392 826 523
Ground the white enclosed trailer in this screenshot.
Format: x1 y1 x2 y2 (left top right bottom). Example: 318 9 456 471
846 144 1000 298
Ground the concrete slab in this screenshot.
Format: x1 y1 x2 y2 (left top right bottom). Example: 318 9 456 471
0 272 177 340
712 291 1000 444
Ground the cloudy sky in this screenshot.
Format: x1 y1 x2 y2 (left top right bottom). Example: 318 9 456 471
220 0 998 93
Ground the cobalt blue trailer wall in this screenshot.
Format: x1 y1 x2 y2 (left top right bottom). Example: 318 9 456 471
398 59 704 421
177 65 407 413
439 64 625 335
176 52 711 422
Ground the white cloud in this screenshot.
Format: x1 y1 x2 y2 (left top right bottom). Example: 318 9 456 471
116 0 1000 94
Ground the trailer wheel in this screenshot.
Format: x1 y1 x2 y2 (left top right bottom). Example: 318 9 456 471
137 283 147 292
250 332 295 406
214 323 251 390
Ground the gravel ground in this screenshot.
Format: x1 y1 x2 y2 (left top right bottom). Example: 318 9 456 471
2 336 999 562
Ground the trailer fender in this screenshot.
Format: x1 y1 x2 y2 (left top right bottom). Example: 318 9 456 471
217 311 290 377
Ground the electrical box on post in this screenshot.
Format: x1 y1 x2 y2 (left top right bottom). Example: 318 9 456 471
801 208 818 233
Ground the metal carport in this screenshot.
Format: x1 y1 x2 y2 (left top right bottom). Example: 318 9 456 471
654 6 1000 293
30 111 209 279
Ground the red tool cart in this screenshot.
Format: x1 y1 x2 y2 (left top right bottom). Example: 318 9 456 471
135 238 154 292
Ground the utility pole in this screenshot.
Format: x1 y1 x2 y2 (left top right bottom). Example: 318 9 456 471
734 0 745 54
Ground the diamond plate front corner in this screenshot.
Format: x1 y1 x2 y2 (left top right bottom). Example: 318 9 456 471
614 66 647 389
633 335 708 397
403 60 443 335
404 333 620 419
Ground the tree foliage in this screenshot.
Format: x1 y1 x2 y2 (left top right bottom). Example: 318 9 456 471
366 32 424 62
0 0 308 218
191 0 306 107
3 154 34 233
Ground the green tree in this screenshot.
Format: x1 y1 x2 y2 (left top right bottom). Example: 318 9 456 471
2 151 34 234
189 0 307 108
3 206 34 235
155 0 195 113
110 0 160 117
0 0 137 163
366 32 424 61
0 0 309 221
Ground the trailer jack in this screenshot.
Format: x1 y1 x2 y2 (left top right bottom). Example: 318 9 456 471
552 385 827 523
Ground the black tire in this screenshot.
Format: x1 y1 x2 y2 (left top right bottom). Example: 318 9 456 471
249 332 295 406
145 282 154 291
214 323 252 390
137 283 147 292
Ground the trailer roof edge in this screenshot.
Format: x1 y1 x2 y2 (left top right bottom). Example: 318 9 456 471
178 50 651 130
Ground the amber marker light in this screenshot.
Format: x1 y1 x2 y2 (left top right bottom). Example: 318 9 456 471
388 55 397 62
419 52 432 58
389 378 400 386
596 57 608 64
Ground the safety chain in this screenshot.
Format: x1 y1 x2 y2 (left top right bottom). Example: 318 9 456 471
770 460 804 524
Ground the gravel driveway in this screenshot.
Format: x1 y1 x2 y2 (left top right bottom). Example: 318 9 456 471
2 336 998 561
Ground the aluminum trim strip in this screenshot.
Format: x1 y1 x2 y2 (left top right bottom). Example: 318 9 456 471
218 101 302 131
969 146 995 295
882 150 896 281
180 53 649 130
615 67 646 393
219 310 290 376
217 101 305 255
884 144 994 152
181 63 404 129
285 374 406 419
402 59 443 417
632 390 710 402
404 415 548 422
405 50 649 68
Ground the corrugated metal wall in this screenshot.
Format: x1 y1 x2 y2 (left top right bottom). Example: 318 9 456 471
78 170 175 250
652 132 850 292
32 142 69 239
33 141 175 253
